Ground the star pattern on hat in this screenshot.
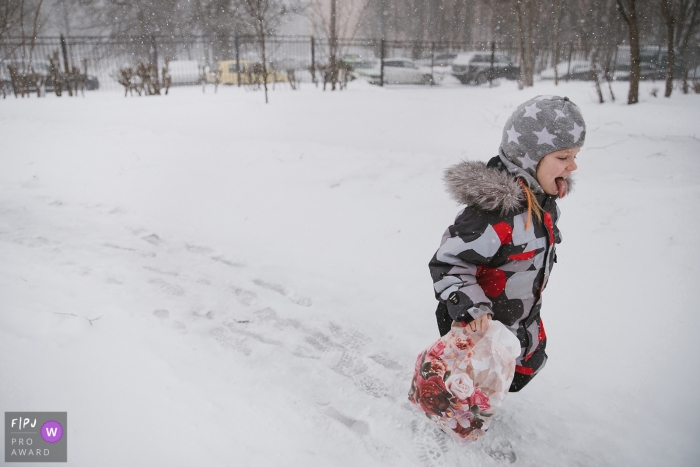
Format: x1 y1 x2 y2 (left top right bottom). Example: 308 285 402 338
519 153 538 170
554 109 566 120
533 127 557 146
506 125 521 144
522 103 541 120
570 122 584 142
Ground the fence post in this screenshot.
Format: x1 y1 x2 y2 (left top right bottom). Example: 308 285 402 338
60 34 70 73
151 35 159 80
489 40 495 87
566 42 573 82
235 34 241 87
380 39 385 87
311 36 316 86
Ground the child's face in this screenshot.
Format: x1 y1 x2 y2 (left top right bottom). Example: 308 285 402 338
536 148 579 198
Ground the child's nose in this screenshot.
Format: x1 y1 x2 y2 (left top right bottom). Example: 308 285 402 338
568 159 578 172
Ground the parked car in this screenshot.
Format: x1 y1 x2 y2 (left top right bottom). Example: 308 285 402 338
362 58 434 85
341 56 379 81
416 53 458 68
539 60 604 81
84 75 99 90
612 45 686 81
451 52 519 84
270 58 307 73
214 60 287 85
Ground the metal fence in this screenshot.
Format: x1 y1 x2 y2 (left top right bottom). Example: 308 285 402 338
1 34 699 94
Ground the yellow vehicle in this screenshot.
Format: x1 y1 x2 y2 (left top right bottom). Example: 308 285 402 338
213 60 287 85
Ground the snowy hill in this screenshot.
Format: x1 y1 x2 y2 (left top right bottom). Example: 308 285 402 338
1 81 699 466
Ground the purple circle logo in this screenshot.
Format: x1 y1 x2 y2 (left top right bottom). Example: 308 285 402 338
41 420 63 443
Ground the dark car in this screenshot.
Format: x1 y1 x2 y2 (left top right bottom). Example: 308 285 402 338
451 52 520 84
613 45 686 81
540 60 604 81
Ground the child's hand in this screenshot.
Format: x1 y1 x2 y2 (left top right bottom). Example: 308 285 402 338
466 314 491 332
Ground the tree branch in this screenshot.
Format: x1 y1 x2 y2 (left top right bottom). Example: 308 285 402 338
616 0 631 26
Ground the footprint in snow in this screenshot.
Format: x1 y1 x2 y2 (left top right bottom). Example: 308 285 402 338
209 327 251 355
229 286 257 306
152 309 187 333
185 243 213 255
369 352 408 372
253 278 312 306
329 322 370 349
102 243 156 258
483 439 517 464
411 419 449 467
330 349 368 377
324 406 370 436
322 406 403 465
143 265 179 277
148 278 185 296
141 233 163 245
352 374 389 398
209 307 405 407
210 255 246 267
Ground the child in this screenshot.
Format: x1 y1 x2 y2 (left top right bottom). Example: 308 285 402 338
429 95 585 392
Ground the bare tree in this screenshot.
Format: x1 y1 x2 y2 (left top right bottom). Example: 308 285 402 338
240 0 288 103
616 0 641 104
78 0 189 36
661 0 677 96
0 0 23 39
1 0 46 97
671 0 700 92
309 0 371 90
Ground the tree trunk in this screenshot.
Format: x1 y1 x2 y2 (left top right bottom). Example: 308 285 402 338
674 0 700 94
617 0 641 104
628 3 640 104
661 0 675 97
665 20 675 97
526 0 534 86
330 0 338 91
591 48 605 103
516 4 526 87
515 0 534 87
260 33 268 104
553 0 561 85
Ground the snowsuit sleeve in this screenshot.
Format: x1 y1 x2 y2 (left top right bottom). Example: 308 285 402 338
429 207 504 323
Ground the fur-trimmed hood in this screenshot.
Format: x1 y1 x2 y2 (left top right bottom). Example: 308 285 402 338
443 160 524 214
443 159 575 214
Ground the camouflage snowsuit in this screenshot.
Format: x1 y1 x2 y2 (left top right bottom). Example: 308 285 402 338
429 157 563 392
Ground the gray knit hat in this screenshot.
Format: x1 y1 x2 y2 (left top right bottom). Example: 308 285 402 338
498 95 586 192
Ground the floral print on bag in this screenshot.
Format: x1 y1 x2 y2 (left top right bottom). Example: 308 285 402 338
408 320 521 444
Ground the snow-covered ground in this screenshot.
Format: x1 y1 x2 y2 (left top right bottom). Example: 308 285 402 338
1 80 699 466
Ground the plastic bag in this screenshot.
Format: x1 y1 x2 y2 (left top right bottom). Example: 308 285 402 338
408 320 521 444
